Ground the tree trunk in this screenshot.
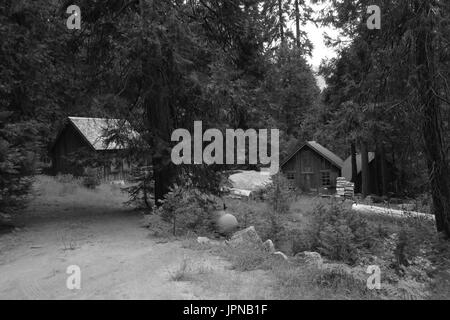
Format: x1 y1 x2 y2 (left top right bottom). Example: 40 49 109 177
140 0 176 205
379 143 388 196
278 0 284 43
373 143 380 196
294 0 300 48
350 142 359 192
360 141 370 198
142 176 151 210
415 0 450 237
146 79 176 205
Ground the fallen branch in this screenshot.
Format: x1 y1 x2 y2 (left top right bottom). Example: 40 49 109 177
351 204 434 221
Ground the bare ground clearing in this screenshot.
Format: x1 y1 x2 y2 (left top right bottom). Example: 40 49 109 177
0 177 274 300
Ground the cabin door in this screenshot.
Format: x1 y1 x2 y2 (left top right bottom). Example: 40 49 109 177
302 173 315 191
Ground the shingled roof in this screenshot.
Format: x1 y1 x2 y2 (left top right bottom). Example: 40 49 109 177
64 117 138 151
280 141 344 169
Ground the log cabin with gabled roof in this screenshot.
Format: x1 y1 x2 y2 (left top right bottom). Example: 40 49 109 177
50 116 139 180
280 141 344 194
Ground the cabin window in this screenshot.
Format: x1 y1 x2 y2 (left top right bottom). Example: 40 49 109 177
286 172 295 181
321 171 331 187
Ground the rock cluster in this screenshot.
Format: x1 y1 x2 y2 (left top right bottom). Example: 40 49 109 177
294 251 323 268
197 226 289 261
262 239 275 253
226 226 289 261
226 226 263 249
293 251 368 285
197 228 375 288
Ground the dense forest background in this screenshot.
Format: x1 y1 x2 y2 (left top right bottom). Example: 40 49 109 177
1 0 450 236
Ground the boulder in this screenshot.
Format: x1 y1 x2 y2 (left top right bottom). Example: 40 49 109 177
295 251 323 268
226 226 263 250
196 236 223 246
263 239 275 253
217 213 238 235
272 251 289 262
197 237 212 244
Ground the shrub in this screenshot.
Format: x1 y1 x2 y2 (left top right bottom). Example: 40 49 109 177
302 204 380 265
224 199 277 241
261 173 294 243
392 221 434 273
124 165 154 210
265 173 294 215
383 280 430 300
0 114 39 215
319 223 358 263
176 165 228 197
143 214 172 237
155 184 217 236
394 228 410 270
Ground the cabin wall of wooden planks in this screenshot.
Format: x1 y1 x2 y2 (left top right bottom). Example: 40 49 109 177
281 146 341 193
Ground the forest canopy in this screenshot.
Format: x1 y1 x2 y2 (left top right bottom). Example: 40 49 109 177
1 0 450 237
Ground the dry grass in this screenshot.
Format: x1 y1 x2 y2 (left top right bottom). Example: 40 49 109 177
221 246 376 299
272 263 378 300
169 257 192 281
25 175 129 217
183 237 376 299
4 175 133 228
290 196 332 219
223 195 331 240
168 256 213 282
185 195 448 300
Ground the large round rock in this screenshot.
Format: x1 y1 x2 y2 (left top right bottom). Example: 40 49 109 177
216 213 238 235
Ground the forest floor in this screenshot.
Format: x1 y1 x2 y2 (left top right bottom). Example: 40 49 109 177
0 176 274 300
1 176 448 300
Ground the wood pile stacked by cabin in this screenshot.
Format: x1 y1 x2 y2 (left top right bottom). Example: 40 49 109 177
336 177 355 198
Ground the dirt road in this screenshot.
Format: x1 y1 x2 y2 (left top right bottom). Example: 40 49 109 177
0 178 273 300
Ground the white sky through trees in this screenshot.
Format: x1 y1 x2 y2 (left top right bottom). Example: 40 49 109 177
287 0 341 90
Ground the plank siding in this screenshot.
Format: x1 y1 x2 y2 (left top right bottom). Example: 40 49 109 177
52 123 91 175
281 144 341 194
51 121 130 179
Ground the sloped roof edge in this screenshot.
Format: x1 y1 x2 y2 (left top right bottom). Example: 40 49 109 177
51 116 139 152
68 117 138 151
280 141 344 169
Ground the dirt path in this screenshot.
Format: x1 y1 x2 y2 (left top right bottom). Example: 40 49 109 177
0 179 274 300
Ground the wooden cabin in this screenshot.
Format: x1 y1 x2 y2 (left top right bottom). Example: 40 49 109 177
342 153 396 195
50 117 138 180
280 141 344 194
